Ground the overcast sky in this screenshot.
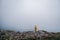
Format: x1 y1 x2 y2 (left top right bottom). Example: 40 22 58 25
0 0 60 32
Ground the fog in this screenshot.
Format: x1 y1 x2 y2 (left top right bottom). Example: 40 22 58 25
0 0 60 32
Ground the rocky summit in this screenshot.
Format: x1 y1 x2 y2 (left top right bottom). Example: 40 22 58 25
0 30 60 40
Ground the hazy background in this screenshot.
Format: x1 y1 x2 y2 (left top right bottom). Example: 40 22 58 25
0 0 60 32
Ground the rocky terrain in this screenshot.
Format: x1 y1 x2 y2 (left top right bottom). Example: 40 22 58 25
0 30 60 40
